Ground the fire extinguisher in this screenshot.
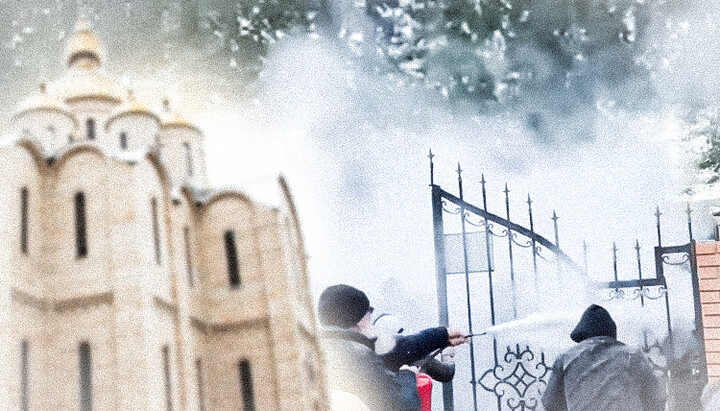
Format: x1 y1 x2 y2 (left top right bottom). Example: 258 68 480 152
416 372 433 411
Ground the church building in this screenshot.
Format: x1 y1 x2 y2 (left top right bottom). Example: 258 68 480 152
0 20 327 410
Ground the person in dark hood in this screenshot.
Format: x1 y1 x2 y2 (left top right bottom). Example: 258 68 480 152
318 284 467 411
542 304 664 411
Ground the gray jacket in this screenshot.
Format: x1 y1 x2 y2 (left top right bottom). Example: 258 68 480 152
320 328 420 411
542 336 664 411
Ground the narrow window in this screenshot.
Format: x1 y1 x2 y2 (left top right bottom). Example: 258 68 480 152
151 198 161 265
196 359 206 411
183 142 194 176
75 192 88 258
20 187 28 254
120 132 128 150
79 342 92 411
224 231 240 288
238 360 256 411
21 340 29 411
86 119 96 141
184 227 194 286
163 346 173 411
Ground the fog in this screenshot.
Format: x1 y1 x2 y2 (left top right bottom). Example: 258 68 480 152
1 0 719 407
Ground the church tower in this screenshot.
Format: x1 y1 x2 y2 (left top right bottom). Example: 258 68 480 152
1 20 327 411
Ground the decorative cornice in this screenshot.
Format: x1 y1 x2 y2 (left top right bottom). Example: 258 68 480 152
12 288 114 313
190 316 269 335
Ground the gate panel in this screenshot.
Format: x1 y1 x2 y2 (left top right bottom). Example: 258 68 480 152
430 159 707 411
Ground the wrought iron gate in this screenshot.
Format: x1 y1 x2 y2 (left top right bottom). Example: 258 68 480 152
429 154 707 411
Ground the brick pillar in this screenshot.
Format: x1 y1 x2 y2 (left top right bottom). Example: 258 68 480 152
697 241 720 382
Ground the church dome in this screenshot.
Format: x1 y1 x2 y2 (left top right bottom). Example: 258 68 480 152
106 91 160 126
65 19 102 69
160 99 201 133
50 19 125 103
14 83 76 121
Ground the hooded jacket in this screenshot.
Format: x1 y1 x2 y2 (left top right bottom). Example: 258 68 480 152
320 328 420 411
542 305 664 411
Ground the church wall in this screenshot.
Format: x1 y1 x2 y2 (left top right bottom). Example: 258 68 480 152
158 126 205 187
167 190 205 411
47 150 113 298
13 110 77 153
199 323 280 411
0 146 44 296
64 99 120 144
9 301 44 410
105 114 159 152
132 159 173 301
34 303 117 410
194 197 269 325
146 305 182 411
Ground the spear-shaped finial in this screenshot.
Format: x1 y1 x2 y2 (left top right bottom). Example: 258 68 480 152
428 148 435 186
457 163 464 200
686 202 694 241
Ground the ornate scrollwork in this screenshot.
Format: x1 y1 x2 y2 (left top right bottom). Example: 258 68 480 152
642 286 667 300
604 286 666 301
534 245 548 261
479 345 549 411
511 232 533 248
488 223 509 238
661 253 689 266
463 213 509 238
441 200 461 215
606 289 626 300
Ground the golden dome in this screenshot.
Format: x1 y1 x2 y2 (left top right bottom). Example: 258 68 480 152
52 19 124 103
160 99 202 133
13 83 76 123
106 91 161 126
66 19 102 69
50 69 125 103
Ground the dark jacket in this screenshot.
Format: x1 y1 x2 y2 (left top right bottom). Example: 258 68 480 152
418 356 455 383
381 327 450 370
381 327 454 383
542 305 664 411
320 328 420 411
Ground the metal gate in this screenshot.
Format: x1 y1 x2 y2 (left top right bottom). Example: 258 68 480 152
429 154 707 411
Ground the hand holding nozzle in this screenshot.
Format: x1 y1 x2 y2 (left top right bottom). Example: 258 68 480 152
447 328 470 346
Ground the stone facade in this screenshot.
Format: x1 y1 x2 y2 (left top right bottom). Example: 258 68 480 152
0 20 328 410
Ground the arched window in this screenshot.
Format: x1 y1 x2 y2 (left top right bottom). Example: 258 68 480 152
238 360 256 411
75 192 88 258
151 198 161 265
120 132 128 150
21 340 29 411
196 359 206 411
79 342 92 411
224 231 240 288
183 142 194 176
20 187 28 254
184 227 194 286
86 119 96 141
162 346 173 411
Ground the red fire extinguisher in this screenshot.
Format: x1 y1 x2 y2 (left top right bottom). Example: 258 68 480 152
416 372 433 411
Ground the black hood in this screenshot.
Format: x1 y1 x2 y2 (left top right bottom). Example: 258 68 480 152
570 304 617 343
